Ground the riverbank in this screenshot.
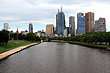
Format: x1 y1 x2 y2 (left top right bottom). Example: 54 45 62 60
0 41 39 52
50 40 69 43
0 41 40 60
49 40 110 50
69 42 110 50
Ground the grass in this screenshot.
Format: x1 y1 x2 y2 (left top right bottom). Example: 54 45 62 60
0 41 40 52
0 41 25 52
23 41 39 44
70 42 110 49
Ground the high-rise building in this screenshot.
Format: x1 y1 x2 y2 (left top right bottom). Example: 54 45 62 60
63 29 67 37
77 12 85 34
69 16 75 36
95 17 106 32
4 23 9 31
29 23 33 33
46 24 54 35
56 7 66 36
66 27 69 36
85 12 94 33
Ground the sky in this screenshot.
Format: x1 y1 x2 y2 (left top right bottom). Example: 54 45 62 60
0 0 110 32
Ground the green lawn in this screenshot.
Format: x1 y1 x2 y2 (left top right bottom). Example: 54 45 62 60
78 43 109 48
23 41 39 44
0 41 40 52
70 42 110 49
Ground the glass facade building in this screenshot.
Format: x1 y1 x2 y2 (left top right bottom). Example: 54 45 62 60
77 13 85 34
29 23 33 33
56 7 66 35
69 16 75 36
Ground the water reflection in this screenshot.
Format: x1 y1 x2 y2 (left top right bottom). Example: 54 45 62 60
0 42 110 73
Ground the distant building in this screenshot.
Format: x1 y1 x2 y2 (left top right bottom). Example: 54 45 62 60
56 7 66 36
16 28 19 33
63 29 67 37
66 27 70 36
41 32 45 37
10 30 13 33
29 23 33 33
69 26 72 35
4 23 9 31
36 31 41 37
77 12 85 34
54 27 57 34
69 16 75 36
25 30 28 33
46 24 54 35
55 34 58 37
66 27 70 35
41 30 46 37
21 31 25 34
49 34 55 38
95 17 106 32
85 12 94 33
42 29 44 32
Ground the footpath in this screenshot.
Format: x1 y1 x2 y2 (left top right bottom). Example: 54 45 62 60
0 43 39 60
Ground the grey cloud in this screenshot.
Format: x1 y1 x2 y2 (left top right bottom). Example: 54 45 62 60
0 0 110 27
22 0 110 5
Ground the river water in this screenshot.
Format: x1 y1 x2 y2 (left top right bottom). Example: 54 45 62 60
0 42 110 73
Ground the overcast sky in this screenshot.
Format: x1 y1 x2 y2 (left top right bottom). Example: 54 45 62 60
0 0 110 32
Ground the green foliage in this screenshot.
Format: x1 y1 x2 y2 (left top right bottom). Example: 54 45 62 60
48 38 51 42
35 36 41 41
0 30 9 44
23 41 39 44
26 33 36 41
50 32 110 45
10 32 40 41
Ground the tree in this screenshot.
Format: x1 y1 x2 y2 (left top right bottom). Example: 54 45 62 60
0 30 9 44
48 38 51 42
35 36 41 41
26 33 36 41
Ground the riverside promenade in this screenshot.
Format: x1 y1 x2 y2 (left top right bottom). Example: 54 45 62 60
0 43 39 60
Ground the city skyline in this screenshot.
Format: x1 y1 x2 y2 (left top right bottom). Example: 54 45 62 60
0 0 110 32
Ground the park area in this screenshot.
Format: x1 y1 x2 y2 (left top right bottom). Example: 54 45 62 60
0 41 39 52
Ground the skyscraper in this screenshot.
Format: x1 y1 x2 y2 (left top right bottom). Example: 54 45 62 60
95 17 106 32
4 23 9 31
56 7 66 36
29 23 33 33
46 24 54 35
77 12 85 34
85 12 94 33
69 16 75 36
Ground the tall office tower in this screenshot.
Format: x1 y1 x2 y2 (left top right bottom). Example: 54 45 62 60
69 16 75 36
85 12 94 33
95 17 106 32
4 23 9 31
77 12 85 34
56 7 66 36
46 24 54 35
29 23 33 33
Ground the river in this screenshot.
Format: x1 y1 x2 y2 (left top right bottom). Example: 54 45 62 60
0 42 110 73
